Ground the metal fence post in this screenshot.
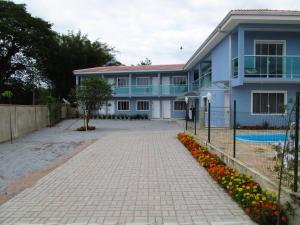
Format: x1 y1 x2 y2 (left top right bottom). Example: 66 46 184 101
194 102 197 135
208 101 211 143
294 92 299 192
233 100 236 158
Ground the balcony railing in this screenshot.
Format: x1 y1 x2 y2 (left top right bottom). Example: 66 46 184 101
112 84 188 96
161 85 188 96
232 55 300 79
190 72 212 92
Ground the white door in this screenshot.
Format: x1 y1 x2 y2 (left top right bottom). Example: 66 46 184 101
162 76 170 95
224 93 230 127
107 100 115 115
163 100 171 119
152 77 159 95
152 100 160 119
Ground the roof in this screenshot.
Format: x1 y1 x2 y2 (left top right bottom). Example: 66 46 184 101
184 9 300 70
74 64 185 74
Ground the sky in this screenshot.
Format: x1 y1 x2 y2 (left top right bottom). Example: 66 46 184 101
13 0 300 66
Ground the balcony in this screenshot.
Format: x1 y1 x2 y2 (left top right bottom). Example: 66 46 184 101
190 72 212 92
232 55 300 80
112 84 188 96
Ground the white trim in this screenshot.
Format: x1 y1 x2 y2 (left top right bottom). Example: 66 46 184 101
117 100 130 111
136 100 150 111
173 100 186 111
136 77 150 86
250 90 287 115
254 40 286 55
117 77 129 87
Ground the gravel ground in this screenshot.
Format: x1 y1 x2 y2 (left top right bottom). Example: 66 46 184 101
0 119 183 193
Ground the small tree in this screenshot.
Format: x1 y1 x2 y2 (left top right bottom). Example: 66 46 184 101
76 77 112 129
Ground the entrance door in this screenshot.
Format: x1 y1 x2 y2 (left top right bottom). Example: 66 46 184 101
107 100 115 115
152 77 159 95
162 100 171 119
224 93 230 127
152 100 160 119
255 41 284 77
162 76 170 95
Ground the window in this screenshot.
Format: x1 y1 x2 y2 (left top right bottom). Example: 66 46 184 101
117 100 130 111
117 77 129 87
173 76 187 85
252 91 286 114
136 77 150 86
174 101 186 111
136 100 149 111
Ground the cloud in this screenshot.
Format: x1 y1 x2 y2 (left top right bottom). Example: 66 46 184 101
13 0 300 65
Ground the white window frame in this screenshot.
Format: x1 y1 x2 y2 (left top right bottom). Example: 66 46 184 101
254 40 286 56
117 77 129 87
136 77 150 86
250 90 287 115
117 100 130 111
173 76 187 85
173 100 186 111
136 100 150 111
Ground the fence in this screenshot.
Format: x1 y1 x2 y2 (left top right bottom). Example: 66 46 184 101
188 92 300 193
0 105 49 143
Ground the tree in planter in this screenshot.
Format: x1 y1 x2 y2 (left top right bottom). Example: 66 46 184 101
75 77 112 130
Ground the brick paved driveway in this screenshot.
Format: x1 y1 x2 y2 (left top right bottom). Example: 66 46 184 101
0 123 254 225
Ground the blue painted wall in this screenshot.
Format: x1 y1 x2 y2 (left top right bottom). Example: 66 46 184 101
232 83 300 126
211 36 230 81
244 31 300 55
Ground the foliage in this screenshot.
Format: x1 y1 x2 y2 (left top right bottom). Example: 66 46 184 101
1 90 13 98
0 1 57 93
45 96 62 126
94 113 149 120
177 133 288 225
138 58 152 65
47 31 121 99
75 77 112 127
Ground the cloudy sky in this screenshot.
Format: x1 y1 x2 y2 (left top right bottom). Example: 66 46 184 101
14 0 300 65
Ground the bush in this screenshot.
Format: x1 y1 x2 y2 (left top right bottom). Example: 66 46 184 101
76 126 96 131
177 133 288 225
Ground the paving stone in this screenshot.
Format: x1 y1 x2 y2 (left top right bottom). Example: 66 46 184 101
0 122 254 224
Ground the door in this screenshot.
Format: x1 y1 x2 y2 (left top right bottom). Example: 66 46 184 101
152 100 160 119
163 100 171 119
255 41 284 77
224 93 230 127
107 100 115 115
162 76 170 95
152 77 159 95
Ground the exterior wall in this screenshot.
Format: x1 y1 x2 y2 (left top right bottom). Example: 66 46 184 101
0 105 49 143
211 36 230 82
244 31 300 55
232 83 300 126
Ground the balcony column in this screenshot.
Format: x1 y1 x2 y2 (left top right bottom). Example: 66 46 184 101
158 72 161 96
237 25 245 83
187 71 190 91
198 63 202 87
76 75 79 86
129 73 132 97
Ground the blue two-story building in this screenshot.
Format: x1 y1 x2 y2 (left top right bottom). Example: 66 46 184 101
74 9 300 126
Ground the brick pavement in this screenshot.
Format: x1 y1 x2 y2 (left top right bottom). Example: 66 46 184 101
0 129 255 225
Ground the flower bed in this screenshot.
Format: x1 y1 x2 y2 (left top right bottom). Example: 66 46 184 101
177 132 287 225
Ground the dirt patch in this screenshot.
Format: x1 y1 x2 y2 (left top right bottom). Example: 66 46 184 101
0 140 95 205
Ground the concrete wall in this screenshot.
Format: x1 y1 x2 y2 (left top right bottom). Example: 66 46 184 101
0 105 49 143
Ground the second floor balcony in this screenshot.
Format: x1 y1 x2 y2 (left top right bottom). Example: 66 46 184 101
232 55 300 81
112 84 188 96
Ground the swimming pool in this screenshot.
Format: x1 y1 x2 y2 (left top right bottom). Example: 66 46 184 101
236 133 287 143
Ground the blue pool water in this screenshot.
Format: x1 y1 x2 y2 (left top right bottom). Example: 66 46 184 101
236 133 287 143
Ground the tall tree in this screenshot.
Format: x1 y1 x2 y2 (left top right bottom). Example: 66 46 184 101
0 1 57 92
47 31 121 99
